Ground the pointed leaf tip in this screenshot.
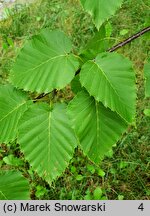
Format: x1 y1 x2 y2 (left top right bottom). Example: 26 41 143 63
80 0 123 29
18 102 77 183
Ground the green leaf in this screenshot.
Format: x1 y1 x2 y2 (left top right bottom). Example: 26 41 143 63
10 29 80 93
144 109 150 117
93 187 103 200
105 22 113 38
119 161 128 169
18 103 77 183
68 91 128 163
105 149 114 158
71 75 82 94
35 185 47 198
0 84 29 144
87 165 95 174
97 169 105 177
80 24 116 63
0 170 30 200
76 175 84 181
119 29 129 36
80 52 136 123
100 196 108 200
80 0 123 30
84 194 92 200
144 60 150 97
3 155 23 167
80 25 112 62
118 195 124 200
70 166 77 173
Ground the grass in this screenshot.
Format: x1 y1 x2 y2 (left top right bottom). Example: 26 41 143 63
0 0 150 200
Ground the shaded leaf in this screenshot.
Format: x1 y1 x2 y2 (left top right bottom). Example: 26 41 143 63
71 74 82 94
80 25 113 62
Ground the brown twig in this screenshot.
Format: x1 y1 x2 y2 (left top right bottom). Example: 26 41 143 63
35 93 47 100
107 26 150 52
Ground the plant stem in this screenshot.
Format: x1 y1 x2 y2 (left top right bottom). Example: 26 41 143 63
107 26 150 52
75 26 150 76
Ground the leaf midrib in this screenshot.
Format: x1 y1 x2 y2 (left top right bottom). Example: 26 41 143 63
20 54 68 74
0 101 26 122
93 61 132 121
0 190 8 199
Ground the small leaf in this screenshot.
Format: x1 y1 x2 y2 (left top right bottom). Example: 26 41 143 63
76 175 84 181
2 42 9 50
70 166 77 173
87 165 95 174
118 195 124 200
7 37 14 47
84 193 92 200
0 170 30 200
97 169 105 177
119 161 128 169
144 109 150 117
100 196 108 200
35 185 47 198
93 187 103 200
3 155 23 167
119 29 129 36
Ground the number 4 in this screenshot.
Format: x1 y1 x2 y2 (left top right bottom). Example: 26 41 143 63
138 203 144 211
